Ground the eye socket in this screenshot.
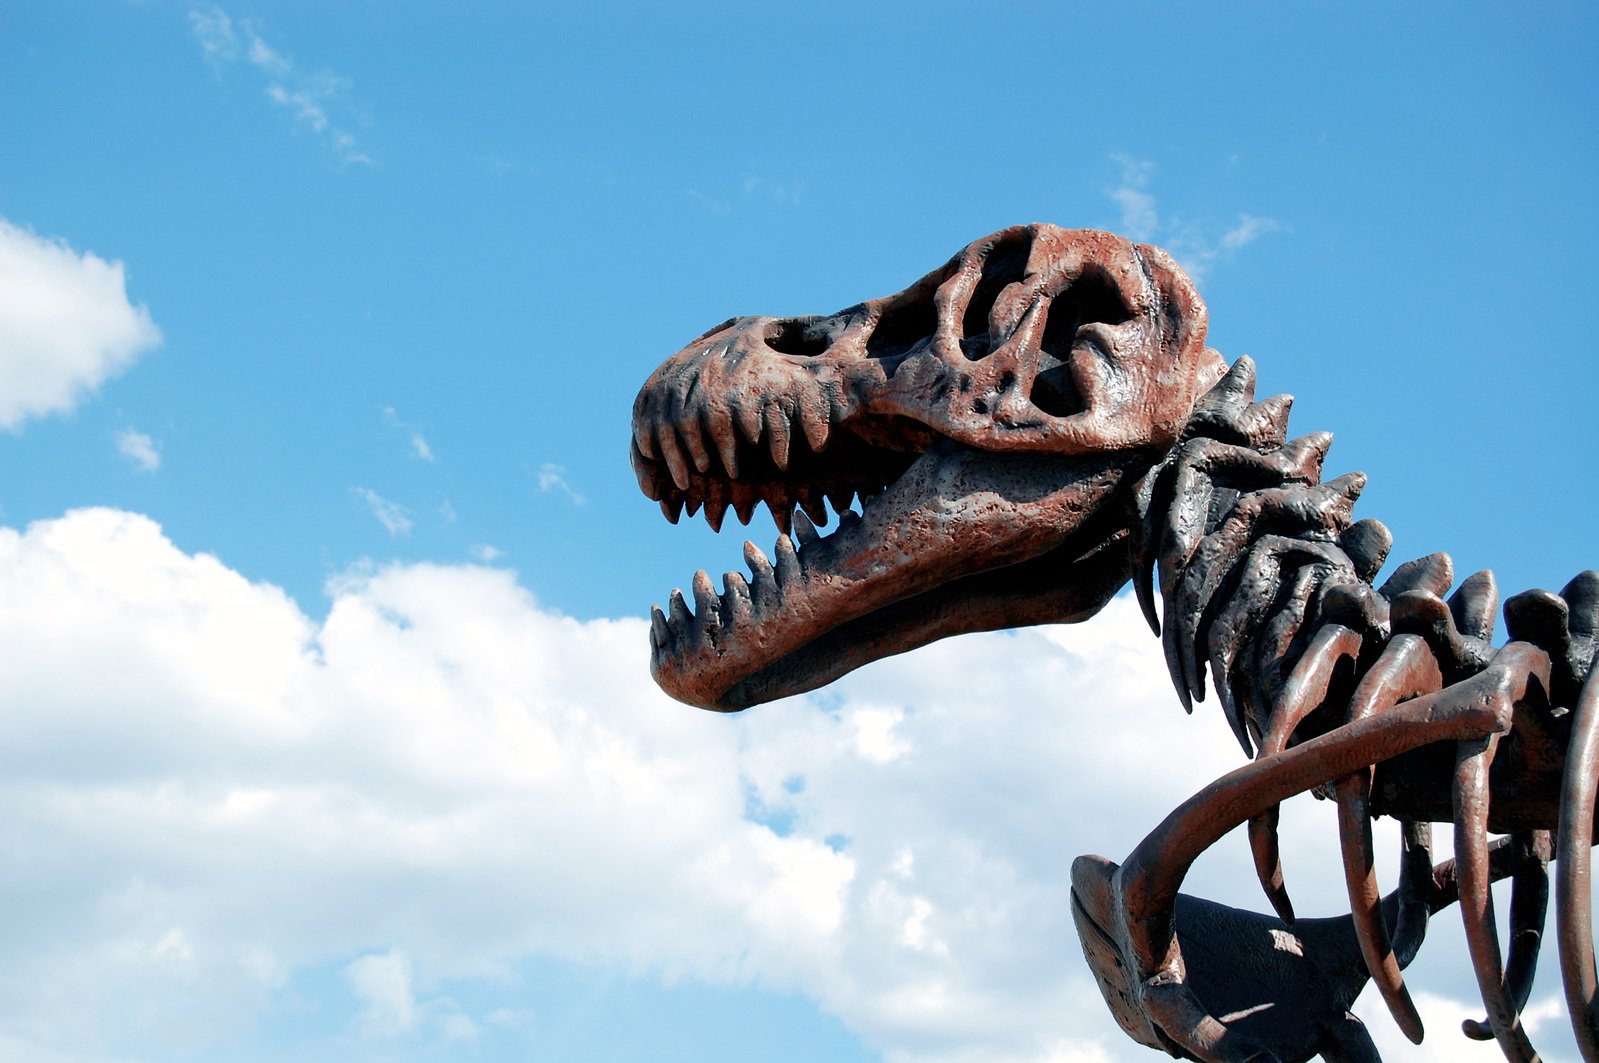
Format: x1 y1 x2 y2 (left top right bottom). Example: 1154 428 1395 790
1031 268 1132 417
959 231 1034 360
764 317 832 357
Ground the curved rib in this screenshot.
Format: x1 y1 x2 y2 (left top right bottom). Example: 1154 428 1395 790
1464 831 1551 1042
1454 733 1539 1061
1113 669 1526 1062
1336 773 1422 1042
1332 636 1440 1043
1558 666 1599 1062
1247 622 1364 921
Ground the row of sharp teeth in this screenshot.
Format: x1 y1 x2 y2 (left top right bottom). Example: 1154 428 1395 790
633 376 837 493
650 500 867 657
659 483 882 536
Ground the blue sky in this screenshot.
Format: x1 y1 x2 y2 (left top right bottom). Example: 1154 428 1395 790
0 3 1595 1061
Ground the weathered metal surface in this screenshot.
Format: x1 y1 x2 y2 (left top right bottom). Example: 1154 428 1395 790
631 224 1599 1062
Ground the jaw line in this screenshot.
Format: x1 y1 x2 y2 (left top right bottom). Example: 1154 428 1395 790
651 439 1141 711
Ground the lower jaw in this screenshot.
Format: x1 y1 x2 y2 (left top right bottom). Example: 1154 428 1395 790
696 517 1135 711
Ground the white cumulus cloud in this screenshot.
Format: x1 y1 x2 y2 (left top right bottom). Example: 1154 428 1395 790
0 220 162 431
0 507 1583 1062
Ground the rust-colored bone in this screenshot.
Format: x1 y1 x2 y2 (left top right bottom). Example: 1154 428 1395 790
631 225 1599 1063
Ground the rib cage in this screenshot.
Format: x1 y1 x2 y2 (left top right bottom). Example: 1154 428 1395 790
1125 354 1599 1060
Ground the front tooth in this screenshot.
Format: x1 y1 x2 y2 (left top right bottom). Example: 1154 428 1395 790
659 497 683 523
692 570 721 631
684 494 703 518
650 605 670 649
630 442 661 501
656 425 692 492
793 508 819 546
765 402 791 470
837 510 862 533
774 534 801 585
633 416 658 459
668 588 693 631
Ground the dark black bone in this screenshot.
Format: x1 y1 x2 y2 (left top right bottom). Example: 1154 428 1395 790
1173 474 1365 707
1207 537 1354 756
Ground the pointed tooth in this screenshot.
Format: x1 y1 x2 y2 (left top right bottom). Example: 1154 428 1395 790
797 400 830 453
656 425 692 492
745 541 779 614
650 605 670 649
684 494 702 518
692 570 721 628
704 481 729 533
794 508 820 546
704 498 727 533
633 416 657 459
800 493 829 526
774 534 801 585
709 408 740 479
659 497 683 524
678 414 713 475
731 487 757 525
668 588 693 630
630 442 661 501
722 571 753 624
767 497 792 536
734 398 764 447
765 402 791 470
837 509 862 533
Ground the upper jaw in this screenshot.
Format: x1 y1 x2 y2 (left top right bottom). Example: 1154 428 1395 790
638 425 1142 711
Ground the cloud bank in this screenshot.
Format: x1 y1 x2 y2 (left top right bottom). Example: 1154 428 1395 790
0 509 1573 1061
0 220 162 431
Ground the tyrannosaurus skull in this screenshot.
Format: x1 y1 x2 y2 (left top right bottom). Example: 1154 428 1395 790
632 224 1221 710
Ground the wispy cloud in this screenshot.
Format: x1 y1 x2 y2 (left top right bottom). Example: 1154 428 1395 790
688 162 808 215
115 428 160 472
470 544 505 563
352 487 412 537
537 463 586 506
1105 155 1281 281
188 6 372 167
380 406 435 462
1219 213 1282 252
1107 153 1158 242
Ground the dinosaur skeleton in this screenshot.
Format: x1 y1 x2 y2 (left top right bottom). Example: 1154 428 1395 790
629 224 1599 1062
